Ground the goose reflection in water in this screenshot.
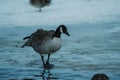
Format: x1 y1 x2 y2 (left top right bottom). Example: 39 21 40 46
35 69 58 80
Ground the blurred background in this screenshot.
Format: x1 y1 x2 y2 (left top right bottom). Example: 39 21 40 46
0 0 120 80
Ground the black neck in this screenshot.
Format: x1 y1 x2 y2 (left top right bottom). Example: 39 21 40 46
52 27 61 38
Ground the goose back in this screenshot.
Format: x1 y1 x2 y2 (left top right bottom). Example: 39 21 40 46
22 29 55 48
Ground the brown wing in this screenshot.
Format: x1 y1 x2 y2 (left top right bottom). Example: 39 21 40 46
21 29 55 48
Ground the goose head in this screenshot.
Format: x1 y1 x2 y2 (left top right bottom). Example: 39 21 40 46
53 25 70 38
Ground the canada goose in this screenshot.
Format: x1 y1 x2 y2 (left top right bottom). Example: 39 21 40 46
21 25 70 69
91 74 109 80
29 0 52 11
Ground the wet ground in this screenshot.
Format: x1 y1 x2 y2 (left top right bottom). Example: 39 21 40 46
0 23 120 80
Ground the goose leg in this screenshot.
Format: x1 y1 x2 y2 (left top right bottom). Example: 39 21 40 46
46 54 50 65
40 54 45 68
39 7 42 12
39 8 41 12
45 54 54 69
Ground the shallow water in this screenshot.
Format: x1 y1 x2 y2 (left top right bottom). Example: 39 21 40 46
0 23 120 80
0 0 120 80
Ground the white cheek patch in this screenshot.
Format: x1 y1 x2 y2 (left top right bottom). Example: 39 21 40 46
60 27 63 33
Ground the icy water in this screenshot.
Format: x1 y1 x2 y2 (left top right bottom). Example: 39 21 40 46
0 0 120 80
0 23 120 80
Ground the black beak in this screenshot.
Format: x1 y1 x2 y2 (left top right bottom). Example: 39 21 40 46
65 31 70 36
